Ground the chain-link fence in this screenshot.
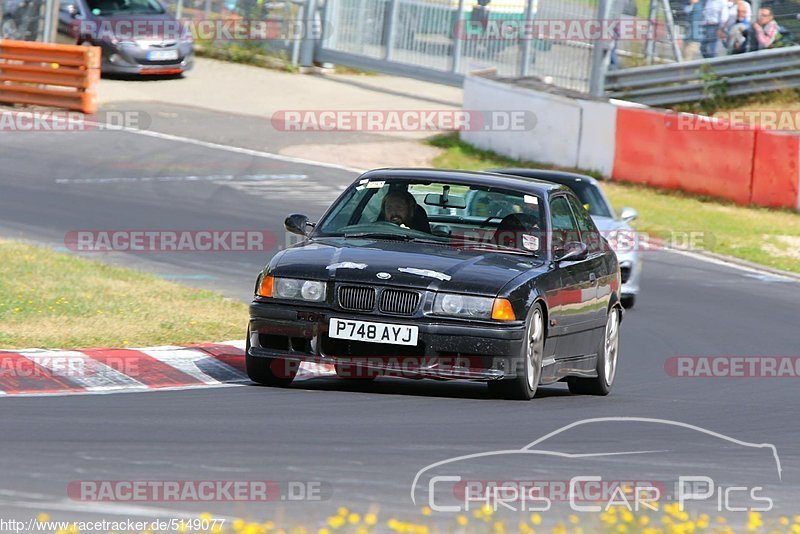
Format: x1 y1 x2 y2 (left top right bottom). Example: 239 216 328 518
1 0 46 41
317 0 690 93
154 0 301 63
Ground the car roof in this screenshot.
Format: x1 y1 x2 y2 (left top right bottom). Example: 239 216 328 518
358 168 570 196
488 168 601 188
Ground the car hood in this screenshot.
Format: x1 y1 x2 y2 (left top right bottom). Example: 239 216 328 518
87 13 185 40
268 238 546 296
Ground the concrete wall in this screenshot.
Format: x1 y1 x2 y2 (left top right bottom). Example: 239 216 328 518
461 75 800 211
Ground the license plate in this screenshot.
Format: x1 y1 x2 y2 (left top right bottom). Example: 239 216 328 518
329 318 418 346
147 50 179 61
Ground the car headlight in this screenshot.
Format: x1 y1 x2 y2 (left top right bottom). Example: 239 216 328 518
272 277 326 302
433 293 516 321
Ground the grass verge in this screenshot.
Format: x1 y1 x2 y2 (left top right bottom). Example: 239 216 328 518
0 240 248 349
427 133 800 274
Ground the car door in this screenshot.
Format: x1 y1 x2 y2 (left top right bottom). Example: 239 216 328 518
546 194 596 358
565 193 610 330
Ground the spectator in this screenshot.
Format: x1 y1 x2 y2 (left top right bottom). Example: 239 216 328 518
752 7 781 50
721 0 751 54
609 0 638 69
700 0 729 58
682 0 704 60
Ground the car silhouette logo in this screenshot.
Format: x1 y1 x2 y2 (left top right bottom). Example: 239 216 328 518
377 272 391 280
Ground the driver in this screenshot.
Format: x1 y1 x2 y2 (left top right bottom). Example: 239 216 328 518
380 190 416 227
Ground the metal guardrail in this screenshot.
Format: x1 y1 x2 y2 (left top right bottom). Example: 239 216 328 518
605 46 800 106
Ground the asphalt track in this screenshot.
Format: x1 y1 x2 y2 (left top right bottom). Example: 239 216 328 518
1 104 799 526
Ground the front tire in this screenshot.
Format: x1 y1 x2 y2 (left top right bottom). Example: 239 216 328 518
245 329 297 387
488 304 544 401
621 294 636 309
568 307 620 396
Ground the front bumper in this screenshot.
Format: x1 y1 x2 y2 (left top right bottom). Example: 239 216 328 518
97 40 194 75
248 300 526 381
618 252 642 297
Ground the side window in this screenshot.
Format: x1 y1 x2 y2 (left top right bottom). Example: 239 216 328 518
566 194 602 253
549 196 580 253
355 187 388 224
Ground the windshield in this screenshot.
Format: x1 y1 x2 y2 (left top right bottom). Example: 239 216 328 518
87 0 165 15
561 180 614 219
315 177 546 255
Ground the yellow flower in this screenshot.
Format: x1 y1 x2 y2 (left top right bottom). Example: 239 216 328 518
457 515 468 526
364 513 378 526
620 509 634 523
37 513 50 522
568 514 580 525
317 529 330 534
337 507 349 517
530 513 542 525
327 516 345 529
233 519 246 531
747 511 763 531
348 513 361 524
421 506 432 516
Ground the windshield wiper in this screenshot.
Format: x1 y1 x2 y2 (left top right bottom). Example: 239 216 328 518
448 238 539 257
343 232 447 246
344 232 415 241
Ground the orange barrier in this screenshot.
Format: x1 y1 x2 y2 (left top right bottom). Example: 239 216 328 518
0 39 101 114
612 107 756 206
750 129 800 210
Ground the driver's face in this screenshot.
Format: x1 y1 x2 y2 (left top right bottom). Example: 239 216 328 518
384 196 412 226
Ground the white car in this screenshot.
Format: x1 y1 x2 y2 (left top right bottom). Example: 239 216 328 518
491 169 642 308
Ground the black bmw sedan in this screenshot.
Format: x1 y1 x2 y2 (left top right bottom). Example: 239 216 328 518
247 169 623 400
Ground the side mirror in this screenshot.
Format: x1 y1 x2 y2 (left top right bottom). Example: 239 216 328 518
284 213 313 236
555 241 588 263
620 207 638 223
61 4 78 16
